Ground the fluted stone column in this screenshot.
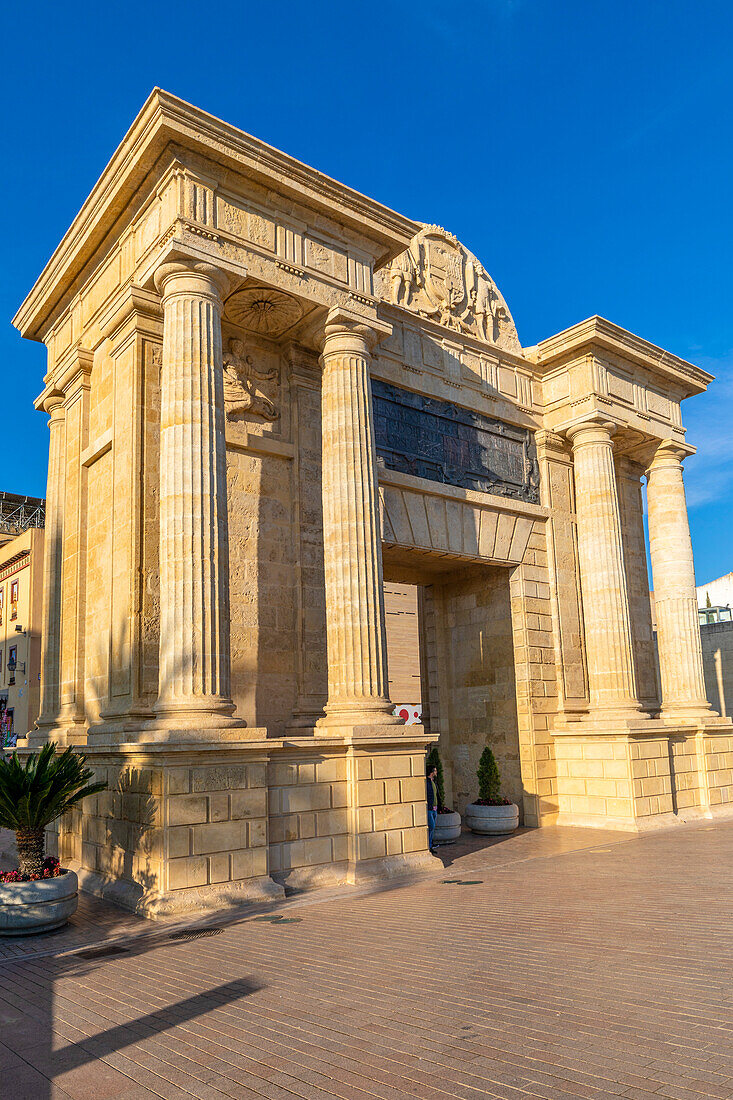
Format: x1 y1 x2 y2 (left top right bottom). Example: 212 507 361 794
33 396 66 743
317 308 398 730
568 420 643 720
646 442 711 719
153 261 240 730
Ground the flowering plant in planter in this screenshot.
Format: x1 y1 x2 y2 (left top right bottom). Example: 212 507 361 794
474 746 512 806
0 744 107 877
0 856 63 883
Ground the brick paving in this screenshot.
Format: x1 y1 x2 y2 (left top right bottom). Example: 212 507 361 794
0 821 731 1099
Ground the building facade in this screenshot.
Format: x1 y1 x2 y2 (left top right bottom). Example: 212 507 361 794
0 496 46 744
12 91 733 915
697 571 733 612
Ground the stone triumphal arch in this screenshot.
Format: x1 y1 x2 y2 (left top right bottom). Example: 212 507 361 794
13 91 733 914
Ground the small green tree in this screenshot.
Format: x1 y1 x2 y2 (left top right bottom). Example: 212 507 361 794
0 744 107 876
426 744 445 809
477 746 501 803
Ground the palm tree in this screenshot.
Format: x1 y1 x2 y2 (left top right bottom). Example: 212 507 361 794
0 744 107 877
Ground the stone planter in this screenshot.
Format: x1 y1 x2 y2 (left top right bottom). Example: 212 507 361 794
465 802 519 835
434 810 461 842
0 871 78 936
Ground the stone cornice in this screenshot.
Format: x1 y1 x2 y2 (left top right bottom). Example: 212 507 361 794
533 316 713 397
13 89 420 342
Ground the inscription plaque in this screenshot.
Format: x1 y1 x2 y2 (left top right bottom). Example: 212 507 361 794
372 379 540 504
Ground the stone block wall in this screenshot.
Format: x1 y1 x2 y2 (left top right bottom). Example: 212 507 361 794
267 753 349 884
628 737 675 820
704 732 733 808
509 533 561 827
669 734 706 812
51 752 276 914
164 761 269 894
555 736 638 825
267 746 429 888
350 749 427 870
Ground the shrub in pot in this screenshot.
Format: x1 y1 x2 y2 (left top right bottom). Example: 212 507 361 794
0 743 107 935
426 745 461 843
465 746 519 835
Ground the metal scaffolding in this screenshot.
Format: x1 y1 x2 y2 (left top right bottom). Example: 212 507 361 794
0 492 46 535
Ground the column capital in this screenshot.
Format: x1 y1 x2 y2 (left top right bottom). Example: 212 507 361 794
646 439 695 474
39 390 65 418
565 417 617 449
153 260 231 302
321 306 392 352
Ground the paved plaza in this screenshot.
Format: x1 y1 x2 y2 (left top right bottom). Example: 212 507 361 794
1 822 731 1100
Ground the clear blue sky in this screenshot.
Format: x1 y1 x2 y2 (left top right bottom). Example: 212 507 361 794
2 1 731 583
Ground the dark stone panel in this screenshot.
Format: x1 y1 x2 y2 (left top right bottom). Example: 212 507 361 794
372 379 540 504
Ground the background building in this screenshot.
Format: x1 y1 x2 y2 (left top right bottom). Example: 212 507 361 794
0 493 45 746
697 572 733 611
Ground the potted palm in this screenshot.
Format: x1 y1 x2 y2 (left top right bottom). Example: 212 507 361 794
465 746 519 835
426 746 461 843
0 743 107 935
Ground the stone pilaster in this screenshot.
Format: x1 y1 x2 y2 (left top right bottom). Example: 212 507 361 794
32 395 66 745
287 344 328 729
153 261 241 732
567 420 643 720
317 308 399 732
646 442 712 720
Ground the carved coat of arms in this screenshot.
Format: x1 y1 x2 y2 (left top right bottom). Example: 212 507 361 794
379 225 520 352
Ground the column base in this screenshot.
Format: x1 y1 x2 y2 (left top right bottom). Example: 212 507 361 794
19 724 89 749
316 702 403 737
86 724 267 747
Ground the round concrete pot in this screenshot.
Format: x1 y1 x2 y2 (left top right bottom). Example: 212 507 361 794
465 802 519 835
0 871 78 936
434 810 461 842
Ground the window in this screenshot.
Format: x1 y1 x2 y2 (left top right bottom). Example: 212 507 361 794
9 581 17 621
720 608 732 623
8 646 17 669
0 587 3 626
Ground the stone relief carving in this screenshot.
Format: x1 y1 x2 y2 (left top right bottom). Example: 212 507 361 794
224 285 303 338
376 225 520 353
222 337 279 421
372 379 539 504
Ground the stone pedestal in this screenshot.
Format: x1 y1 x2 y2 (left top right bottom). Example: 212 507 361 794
49 742 283 917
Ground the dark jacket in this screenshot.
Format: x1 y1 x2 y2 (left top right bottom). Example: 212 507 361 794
426 775 437 811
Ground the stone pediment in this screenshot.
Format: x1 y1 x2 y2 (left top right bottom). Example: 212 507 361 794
375 225 521 354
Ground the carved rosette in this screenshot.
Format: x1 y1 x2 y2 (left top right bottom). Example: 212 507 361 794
375 225 520 352
224 285 302 337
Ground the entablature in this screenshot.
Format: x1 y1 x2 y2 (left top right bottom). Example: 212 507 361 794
14 88 419 346
530 316 712 454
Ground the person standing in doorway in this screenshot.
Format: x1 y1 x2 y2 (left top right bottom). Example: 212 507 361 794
426 762 438 853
